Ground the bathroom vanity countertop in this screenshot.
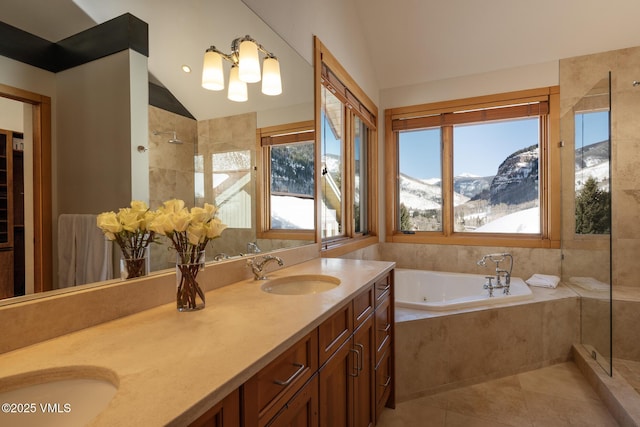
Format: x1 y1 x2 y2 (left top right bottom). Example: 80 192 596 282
0 257 395 426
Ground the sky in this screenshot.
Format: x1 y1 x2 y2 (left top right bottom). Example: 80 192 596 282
399 112 609 180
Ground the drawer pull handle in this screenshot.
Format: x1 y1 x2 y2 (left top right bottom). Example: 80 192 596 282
355 343 364 372
381 376 391 388
274 363 305 386
349 348 360 378
376 283 390 292
378 323 391 333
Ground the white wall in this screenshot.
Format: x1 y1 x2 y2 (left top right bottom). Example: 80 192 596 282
242 0 380 105
56 49 147 214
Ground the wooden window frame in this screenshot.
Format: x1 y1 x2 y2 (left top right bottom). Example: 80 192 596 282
314 37 379 256
256 120 316 241
385 86 561 249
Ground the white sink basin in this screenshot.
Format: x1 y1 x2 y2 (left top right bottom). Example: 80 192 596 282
0 367 118 426
261 274 341 295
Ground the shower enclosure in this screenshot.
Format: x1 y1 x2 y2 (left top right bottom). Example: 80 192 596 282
560 72 612 376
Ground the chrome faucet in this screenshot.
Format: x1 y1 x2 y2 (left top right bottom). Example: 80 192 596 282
477 253 513 295
247 241 261 254
247 255 284 280
213 253 230 261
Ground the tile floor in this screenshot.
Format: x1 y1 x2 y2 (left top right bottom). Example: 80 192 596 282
615 358 640 395
377 362 619 427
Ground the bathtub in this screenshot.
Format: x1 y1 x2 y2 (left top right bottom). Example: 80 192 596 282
395 268 533 311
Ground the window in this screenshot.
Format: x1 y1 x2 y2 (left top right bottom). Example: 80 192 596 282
316 37 378 254
574 110 610 235
387 87 560 248
257 121 315 240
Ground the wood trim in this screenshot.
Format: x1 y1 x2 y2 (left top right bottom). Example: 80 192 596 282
384 85 561 249
256 121 316 240
0 84 52 293
388 87 553 120
314 37 380 254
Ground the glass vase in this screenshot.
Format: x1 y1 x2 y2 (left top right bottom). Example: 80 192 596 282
120 254 147 279
176 250 206 311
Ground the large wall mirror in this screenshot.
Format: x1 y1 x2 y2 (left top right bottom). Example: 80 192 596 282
0 0 314 305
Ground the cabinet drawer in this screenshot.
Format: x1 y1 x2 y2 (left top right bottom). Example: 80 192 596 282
374 296 391 364
244 330 318 426
353 285 374 330
318 302 353 366
375 350 393 422
373 274 391 308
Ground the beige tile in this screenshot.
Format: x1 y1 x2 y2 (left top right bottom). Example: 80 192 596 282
444 410 520 427
524 390 618 427
517 362 601 403
377 396 446 427
440 376 532 427
395 317 450 399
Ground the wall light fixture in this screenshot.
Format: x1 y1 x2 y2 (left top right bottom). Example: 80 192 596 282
202 35 282 102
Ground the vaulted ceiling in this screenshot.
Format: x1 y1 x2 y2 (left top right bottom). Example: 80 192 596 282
3 0 640 119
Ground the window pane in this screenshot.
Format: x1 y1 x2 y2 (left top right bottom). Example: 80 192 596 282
575 111 610 234
321 86 344 239
270 142 315 229
398 128 442 231
354 116 368 234
453 118 540 233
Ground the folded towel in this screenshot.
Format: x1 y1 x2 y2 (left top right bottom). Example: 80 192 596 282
526 274 561 288
569 277 609 292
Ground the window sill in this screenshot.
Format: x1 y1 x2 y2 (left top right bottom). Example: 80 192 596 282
321 235 379 258
387 232 560 249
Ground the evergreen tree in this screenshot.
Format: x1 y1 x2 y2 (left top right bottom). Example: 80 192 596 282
575 177 611 234
400 203 412 231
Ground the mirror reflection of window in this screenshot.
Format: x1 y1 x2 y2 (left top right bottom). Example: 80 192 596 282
575 110 610 234
269 141 315 229
211 150 252 228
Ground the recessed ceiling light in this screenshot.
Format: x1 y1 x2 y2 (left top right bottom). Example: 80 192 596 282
182 65 192 73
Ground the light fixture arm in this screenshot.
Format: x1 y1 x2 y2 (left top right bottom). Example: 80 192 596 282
207 35 278 67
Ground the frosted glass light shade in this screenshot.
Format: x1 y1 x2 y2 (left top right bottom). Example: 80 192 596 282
202 50 225 91
261 57 282 96
238 40 261 83
228 65 248 102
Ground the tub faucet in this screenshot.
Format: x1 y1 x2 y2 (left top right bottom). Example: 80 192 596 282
247 255 284 280
477 253 513 295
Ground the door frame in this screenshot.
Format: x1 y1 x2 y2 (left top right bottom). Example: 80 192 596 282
0 83 52 293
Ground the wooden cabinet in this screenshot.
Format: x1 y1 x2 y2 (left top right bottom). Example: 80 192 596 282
318 272 392 427
220 270 393 427
266 375 319 427
244 331 319 427
190 388 241 427
373 273 394 422
0 130 13 299
352 314 375 427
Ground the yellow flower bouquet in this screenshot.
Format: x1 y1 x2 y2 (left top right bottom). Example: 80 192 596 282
96 201 156 279
149 199 227 311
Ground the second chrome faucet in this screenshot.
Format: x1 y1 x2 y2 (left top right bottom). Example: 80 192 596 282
247 255 284 280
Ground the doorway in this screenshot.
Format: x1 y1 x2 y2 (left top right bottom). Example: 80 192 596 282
0 83 52 296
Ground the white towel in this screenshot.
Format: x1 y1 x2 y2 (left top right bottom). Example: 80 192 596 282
526 273 560 288
58 214 113 288
569 277 609 292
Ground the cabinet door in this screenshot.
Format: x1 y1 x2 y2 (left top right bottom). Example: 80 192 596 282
319 337 353 427
189 388 240 427
352 315 374 427
267 375 319 427
375 350 392 421
0 249 13 299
